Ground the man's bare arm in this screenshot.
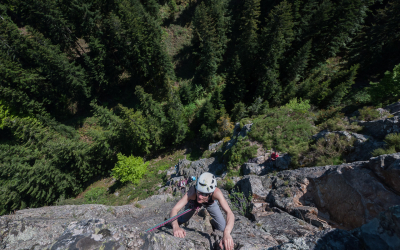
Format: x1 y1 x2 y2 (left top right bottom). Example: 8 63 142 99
169 186 196 237
214 188 235 249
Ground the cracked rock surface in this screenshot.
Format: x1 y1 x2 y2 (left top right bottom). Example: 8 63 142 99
2 153 400 249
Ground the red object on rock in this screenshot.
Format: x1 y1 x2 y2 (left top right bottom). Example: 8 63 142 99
271 152 279 161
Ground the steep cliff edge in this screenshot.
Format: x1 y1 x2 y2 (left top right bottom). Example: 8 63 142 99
1 153 400 249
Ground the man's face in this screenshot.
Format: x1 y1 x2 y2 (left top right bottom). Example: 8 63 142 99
196 190 210 203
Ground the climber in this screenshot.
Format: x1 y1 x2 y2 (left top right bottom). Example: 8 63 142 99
271 151 279 161
169 172 235 250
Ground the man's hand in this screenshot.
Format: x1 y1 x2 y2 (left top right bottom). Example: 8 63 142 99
173 227 186 238
219 233 234 250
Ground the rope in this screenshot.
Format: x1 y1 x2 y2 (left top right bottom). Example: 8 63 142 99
145 208 194 233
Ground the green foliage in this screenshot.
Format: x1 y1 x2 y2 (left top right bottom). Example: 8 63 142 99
315 106 343 125
347 1 400 81
369 64 400 106
358 106 381 121
112 153 148 184
192 0 229 88
247 97 269 117
318 117 362 133
0 116 113 215
224 179 235 191
304 134 355 167
229 189 253 217
283 98 311 113
224 137 258 171
372 133 400 156
231 102 248 122
249 107 316 153
85 187 107 204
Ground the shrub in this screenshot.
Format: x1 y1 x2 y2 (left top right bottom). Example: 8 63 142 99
112 153 148 184
224 137 258 171
229 189 252 217
358 106 380 121
249 107 316 153
224 179 235 191
318 117 362 132
372 133 400 156
303 134 355 167
248 97 269 117
369 63 400 106
217 115 234 138
85 187 107 204
239 118 252 129
316 106 343 125
231 102 248 122
284 98 311 113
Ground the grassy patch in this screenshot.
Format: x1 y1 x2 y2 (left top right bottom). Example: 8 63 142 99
249 108 316 153
301 133 355 167
318 115 362 133
358 106 381 121
224 136 258 172
372 133 400 156
56 149 187 206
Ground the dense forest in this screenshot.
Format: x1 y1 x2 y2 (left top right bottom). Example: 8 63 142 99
0 0 399 215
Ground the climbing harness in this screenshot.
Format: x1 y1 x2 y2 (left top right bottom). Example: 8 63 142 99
145 201 201 233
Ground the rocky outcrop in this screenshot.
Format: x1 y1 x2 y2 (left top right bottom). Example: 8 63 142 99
358 116 400 140
312 130 385 162
3 151 400 250
352 205 400 250
367 153 400 193
236 154 400 230
0 192 356 250
385 101 400 116
177 157 225 179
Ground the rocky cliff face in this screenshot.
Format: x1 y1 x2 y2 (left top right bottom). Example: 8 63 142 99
2 104 400 250
1 153 400 249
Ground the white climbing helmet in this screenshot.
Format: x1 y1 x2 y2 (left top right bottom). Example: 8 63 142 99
196 172 217 194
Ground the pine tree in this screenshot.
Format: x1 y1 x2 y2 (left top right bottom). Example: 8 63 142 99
256 0 294 105
192 0 229 88
0 14 89 117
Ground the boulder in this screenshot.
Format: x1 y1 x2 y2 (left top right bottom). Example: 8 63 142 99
307 164 400 229
358 116 400 140
268 228 362 250
312 131 385 162
352 205 400 250
208 140 223 151
367 153 400 193
177 157 225 179
235 175 272 198
384 101 400 116
242 163 268 175
275 154 291 170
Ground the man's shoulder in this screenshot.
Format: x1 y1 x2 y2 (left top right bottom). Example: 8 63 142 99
213 187 225 200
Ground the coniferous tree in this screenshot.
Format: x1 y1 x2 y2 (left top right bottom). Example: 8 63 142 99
256 0 294 105
192 0 229 88
0 13 89 117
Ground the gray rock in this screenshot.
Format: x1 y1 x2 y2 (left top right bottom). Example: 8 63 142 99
367 153 400 193
312 131 385 162
242 163 268 175
358 116 400 140
208 140 223 151
352 205 400 250
384 101 400 116
276 154 291 170
268 228 362 250
235 175 271 198
177 157 225 180
225 123 254 151
232 123 253 139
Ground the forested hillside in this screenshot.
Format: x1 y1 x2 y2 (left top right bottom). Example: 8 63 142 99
1 0 399 215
